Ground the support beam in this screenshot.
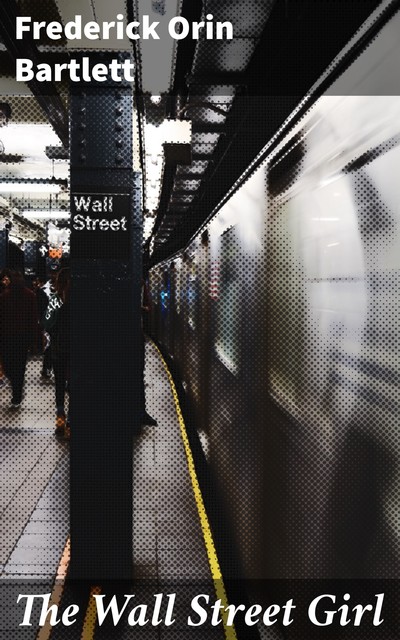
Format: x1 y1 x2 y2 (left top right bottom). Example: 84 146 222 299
69 53 140 582
186 72 246 88
0 0 68 146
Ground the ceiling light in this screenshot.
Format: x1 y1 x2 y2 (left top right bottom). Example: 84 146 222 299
22 210 70 220
9 234 22 245
150 94 162 105
0 182 63 194
0 103 11 127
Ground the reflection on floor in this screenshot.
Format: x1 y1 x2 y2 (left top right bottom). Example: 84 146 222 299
0 346 224 639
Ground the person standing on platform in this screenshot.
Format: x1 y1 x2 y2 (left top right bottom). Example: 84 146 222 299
0 269 11 389
33 277 52 377
141 276 157 426
43 268 70 438
0 270 39 408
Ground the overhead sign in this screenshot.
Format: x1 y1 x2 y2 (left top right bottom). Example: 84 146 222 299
71 190 131 259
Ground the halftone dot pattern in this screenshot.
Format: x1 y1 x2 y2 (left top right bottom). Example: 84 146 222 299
1 3 399 639
1 14 71 625
148 94 400 640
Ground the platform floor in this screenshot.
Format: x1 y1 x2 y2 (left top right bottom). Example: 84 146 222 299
0 344 225 638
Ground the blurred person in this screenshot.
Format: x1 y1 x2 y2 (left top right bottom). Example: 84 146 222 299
141 277 157 426
43 268 70 438
47 271 57 296
0 269 10 389
0 362 6 389
33 277 52 377
33 276 48 321
0 270 39 408
0 269 11 291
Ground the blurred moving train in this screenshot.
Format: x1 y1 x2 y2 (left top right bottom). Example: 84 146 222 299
148 7 400 582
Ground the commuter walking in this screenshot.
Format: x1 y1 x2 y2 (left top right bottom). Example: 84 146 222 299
141 277 157 426
0 270 39 408
43 268 70 437
33 277 52 377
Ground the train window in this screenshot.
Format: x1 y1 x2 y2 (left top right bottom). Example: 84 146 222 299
265 93 400 429
149 271 161 307
186 262 198 330
174 259 182 314
214 226 241 375
160 271 170 314
268 133 305 198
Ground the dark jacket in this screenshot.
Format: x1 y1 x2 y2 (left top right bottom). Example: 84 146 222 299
36 287 49 325
43 294 70 357
0 286 39 346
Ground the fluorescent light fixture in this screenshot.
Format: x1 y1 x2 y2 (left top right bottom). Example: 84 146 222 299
0 124 62 156
0 182 62 194
143 217 155 240
9 234 23 245
22 210 70 220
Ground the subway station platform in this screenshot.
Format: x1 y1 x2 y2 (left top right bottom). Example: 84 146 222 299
0 343 225 639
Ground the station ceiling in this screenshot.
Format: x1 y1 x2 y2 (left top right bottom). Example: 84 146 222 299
0 0 381 260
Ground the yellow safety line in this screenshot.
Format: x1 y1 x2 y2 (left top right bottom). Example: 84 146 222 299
81 586 102 640
153 342 238 640
36 537 71 640
34 534 101 640
37 342 237 640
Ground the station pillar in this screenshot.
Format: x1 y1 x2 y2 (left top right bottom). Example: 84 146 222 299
68 53 141 581
0 229 7 268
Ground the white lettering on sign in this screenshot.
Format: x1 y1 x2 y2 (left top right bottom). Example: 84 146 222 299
71 194 128 232
73 195 114 213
